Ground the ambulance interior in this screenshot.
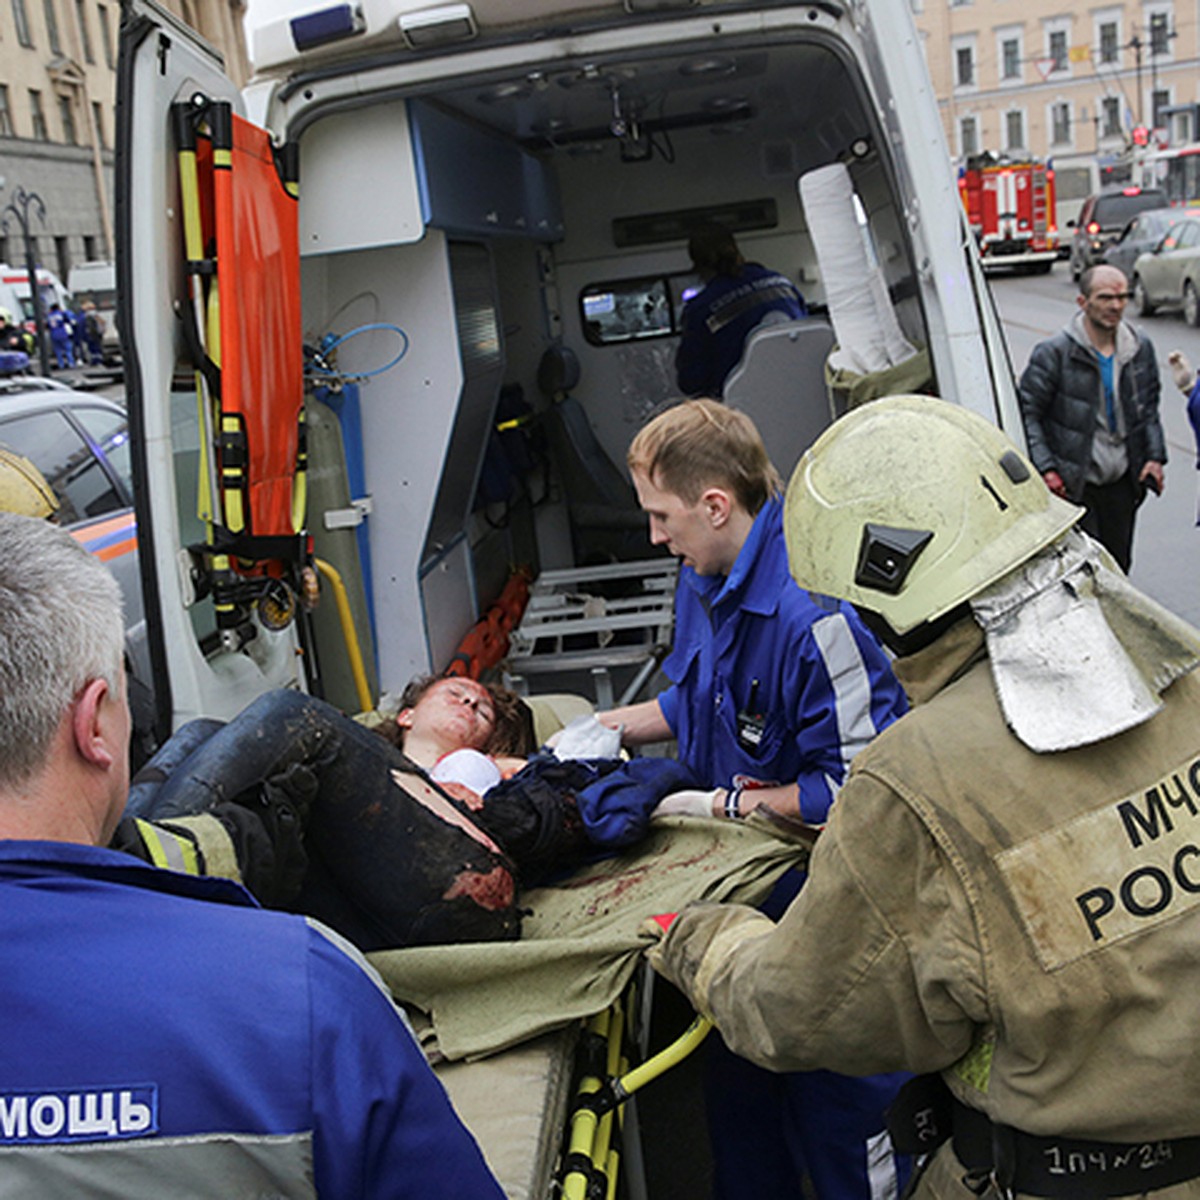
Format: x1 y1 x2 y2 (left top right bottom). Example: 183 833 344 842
220 27 935 715
146 8 956 736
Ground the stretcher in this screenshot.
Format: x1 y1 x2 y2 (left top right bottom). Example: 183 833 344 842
371 814 806 1198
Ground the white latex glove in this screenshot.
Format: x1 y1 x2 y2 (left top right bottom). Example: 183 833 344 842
651 788 722 819
550 714 624 761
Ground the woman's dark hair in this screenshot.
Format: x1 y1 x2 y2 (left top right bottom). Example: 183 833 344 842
485 684 538 757
374 673 536 758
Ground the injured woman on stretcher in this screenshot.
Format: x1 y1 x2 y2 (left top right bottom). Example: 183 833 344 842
114 677 809 1060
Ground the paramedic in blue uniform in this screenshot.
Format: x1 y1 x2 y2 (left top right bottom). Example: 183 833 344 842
0 510 504 1199
600 399 910 1200
675 221 807 398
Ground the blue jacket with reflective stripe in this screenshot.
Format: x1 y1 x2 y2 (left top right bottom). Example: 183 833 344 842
658 499 907 824
675 262 807 397
0 840 503 1199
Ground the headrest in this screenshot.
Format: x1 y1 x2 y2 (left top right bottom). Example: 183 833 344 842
537 344 581 398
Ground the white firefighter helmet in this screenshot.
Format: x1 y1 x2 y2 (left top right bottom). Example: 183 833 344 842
0 445 59 521
784 395 1081 634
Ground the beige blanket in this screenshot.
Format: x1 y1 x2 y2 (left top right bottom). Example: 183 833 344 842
370 816 804 1061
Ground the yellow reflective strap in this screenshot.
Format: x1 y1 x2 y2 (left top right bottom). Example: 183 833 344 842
133 819 202 876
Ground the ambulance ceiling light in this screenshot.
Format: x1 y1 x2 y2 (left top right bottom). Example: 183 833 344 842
398 4 477 49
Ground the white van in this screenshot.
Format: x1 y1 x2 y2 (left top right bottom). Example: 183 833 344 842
66 260 121 363
119 1 1019 1187
0 264 71 330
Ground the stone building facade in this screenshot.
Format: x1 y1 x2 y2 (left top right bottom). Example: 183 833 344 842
0 0 248 283
911 0 1200 165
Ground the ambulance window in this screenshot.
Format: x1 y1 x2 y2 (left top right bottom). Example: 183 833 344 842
579 271 701 346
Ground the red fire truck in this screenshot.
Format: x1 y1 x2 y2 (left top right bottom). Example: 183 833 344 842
959 154 1058 273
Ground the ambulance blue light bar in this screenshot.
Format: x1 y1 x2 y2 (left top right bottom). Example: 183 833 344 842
290 4 363 51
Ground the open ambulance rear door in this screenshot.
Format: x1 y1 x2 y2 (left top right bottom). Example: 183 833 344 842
118 0 308 741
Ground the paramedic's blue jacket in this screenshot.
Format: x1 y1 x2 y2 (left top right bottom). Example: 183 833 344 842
675 263 807 397
658 497 907 824
0 839 503 1199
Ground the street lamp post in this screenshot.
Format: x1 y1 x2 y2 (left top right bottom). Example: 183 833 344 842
0 186 50 377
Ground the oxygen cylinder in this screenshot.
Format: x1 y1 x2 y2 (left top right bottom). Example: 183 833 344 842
304 393 379 713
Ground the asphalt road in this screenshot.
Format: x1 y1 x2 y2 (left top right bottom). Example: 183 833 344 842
990 266 1200 628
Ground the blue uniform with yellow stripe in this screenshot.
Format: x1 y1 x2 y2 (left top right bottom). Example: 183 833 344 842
657 498 912 1200
0 840 503 1199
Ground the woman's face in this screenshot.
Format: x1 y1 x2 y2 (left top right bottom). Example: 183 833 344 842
397 677 496 754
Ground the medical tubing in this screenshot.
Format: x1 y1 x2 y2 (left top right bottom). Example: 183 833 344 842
305 322 409 381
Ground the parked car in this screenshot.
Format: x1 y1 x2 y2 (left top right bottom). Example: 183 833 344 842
0 376 154 763
1130 216 1200 324
1103 208 1200 281
1068 186 1168 281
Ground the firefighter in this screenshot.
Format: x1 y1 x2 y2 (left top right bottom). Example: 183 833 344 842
646 395 1200 1199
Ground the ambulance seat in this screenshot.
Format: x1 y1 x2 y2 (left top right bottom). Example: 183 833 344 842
722 318 836 480
537 345 656 564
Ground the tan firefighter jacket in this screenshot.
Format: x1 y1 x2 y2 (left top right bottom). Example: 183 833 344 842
652 619 1200 1196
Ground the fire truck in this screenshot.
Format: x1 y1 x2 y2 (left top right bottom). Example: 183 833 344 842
959 154 1058 273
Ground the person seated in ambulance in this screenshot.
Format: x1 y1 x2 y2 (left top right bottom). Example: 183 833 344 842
675 222 808 398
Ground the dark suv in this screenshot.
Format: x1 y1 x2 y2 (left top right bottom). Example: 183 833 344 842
1069 186 1169 281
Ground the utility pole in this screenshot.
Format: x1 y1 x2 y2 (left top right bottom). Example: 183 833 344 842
0 186 50 377
1128 34 1143 127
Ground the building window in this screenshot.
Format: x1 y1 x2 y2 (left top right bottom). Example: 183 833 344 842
54 236 70 281
1102 95 1122 137
1049 30 1068 70
11 0 34 46
57 94 76 144
1005 110 1025 152
83 234 97 260
956 46 974 87
1051 101 1072 145
0 86 12 137
29 90 48 140
75 0 94 62
1149 11 1171 56
42 0 61 52
960 116 979 158
1001 38 1021 79
97 3 114 68
1152 88 1170 130
1099 21 1119 64
91 100 104 147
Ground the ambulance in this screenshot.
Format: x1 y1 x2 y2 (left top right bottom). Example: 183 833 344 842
117 0 1019 1190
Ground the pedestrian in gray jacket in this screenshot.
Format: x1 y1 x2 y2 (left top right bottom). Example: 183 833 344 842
1018 264 1166 570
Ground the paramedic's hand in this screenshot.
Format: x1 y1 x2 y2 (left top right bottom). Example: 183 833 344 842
1042 470 1067 499
652 788 721 819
